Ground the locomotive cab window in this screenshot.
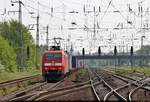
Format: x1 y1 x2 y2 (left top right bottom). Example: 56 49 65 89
45 53 62 60
54 53 62 60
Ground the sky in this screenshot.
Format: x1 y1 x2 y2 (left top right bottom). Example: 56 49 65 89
0 0 150 54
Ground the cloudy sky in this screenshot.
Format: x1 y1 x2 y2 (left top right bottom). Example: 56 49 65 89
0 0 150 54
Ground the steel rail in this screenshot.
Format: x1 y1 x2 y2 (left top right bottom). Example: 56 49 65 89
87 68 101 101
35 82 100 101
0 74 41 90
90 79 101 101
95 72 127 101
89 68 127 101
103 68 150 101
129 82 150 101
1 82 47 101
94 68 150 101
0 74 40 84
104 83 134 101
129 83 146 101
26 73 86 101
10 75 69 101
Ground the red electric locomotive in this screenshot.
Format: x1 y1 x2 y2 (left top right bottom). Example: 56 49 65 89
42 48 72 81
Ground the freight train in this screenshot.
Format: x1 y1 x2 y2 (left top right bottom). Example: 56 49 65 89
42 46 73 82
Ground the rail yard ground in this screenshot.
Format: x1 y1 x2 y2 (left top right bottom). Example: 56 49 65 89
1 67 150 101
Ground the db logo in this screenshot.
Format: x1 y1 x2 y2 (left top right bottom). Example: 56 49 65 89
52 61 55 66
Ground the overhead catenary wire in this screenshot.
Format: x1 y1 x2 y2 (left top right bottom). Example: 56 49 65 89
7 0 150 53
100 0 113 24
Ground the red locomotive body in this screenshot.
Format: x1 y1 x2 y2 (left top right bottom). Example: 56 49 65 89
42 50 70 81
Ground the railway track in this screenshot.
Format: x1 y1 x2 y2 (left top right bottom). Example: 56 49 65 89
0 74 42 101
34 81 93 101
2 68 150 101
0 74 41 90
88 68 150 101
104 67 148 80
3 72 94 101
88 68 128 101
1 69 88 101
2 77 66 101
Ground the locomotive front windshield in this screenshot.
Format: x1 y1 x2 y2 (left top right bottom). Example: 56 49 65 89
45 53 62 60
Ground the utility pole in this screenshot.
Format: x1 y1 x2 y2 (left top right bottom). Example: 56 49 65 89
141 36 145 55
93 6 96 49
36 2 40 69
11 0 24 72
46 25 49 50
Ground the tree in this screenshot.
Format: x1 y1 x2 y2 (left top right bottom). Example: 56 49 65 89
136 45 150 55
0 35 17 72
0 20 41 72
136 45 150 67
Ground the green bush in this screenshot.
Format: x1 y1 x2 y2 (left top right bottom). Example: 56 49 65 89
0 35 17 72
0 20 42 72
77 69 87 74
116 69 127 75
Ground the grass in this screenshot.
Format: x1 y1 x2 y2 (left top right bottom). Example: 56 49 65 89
0 67 42 96
77 69 87 74
0 68 42 83
106 66 150 76
0 80 39 96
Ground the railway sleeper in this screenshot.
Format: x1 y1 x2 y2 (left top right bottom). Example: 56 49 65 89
17 82 22 89
35 82 100 101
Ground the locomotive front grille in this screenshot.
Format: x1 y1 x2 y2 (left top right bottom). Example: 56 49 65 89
44 70 62 76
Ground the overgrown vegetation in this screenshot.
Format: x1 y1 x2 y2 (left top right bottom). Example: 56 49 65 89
0 79 40 96
136 45 150 55
0 68 41 83
116 67 130 75
0 20 45 72
114 66 150 76
77 69 87 74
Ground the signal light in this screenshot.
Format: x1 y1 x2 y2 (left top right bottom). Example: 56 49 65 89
93 6 95 12
98 46 101 56
82 48 85 56
130 46 133 55
11 3 14 6
114 46 117 55
83 5 85 13
27 46 30 59
99 6 101 12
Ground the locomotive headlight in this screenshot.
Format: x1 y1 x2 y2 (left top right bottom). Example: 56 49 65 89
44 63 51 66
55 63 62 66
45 67 48 70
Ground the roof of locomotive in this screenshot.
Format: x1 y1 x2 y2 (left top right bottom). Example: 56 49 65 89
43 50 66 55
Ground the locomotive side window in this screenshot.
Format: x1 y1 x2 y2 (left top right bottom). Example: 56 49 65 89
45 53 62 60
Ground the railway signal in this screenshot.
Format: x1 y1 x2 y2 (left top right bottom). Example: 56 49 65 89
98 46 101 56
130 46 133 56
82 48 85 69
114 46 117 55
82 48 85 56
114 46 117 72
27 46 30 59
130 46 134 71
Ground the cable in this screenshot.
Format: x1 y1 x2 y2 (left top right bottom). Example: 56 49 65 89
28 0 65 10
58 0 84 6
101 0 113 22
104 0 137 28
